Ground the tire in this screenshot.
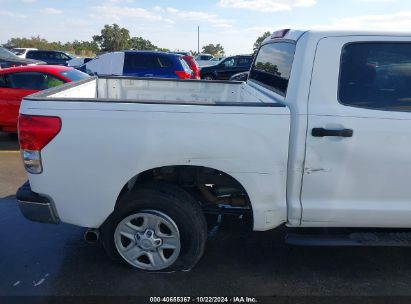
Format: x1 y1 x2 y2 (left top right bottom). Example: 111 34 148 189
203 74 216 80
101 182 208 272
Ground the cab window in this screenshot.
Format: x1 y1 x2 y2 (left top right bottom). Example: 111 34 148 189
339 42 411 112
249 42 296 96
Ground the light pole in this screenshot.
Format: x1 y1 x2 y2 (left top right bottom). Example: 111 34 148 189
197 25 200 54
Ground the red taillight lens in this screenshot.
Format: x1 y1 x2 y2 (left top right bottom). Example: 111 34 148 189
175 71 191 79
18 114 61 151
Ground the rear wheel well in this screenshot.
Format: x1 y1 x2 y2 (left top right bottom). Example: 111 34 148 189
116 166 252 216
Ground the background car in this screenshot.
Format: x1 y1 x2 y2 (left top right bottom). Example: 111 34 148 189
181 55 200 79
26 50 75 66
0 65 89 133
229 71 249 82
195 54 214 61
210 57 225 62
172 51 192 56
10 48 38 58
200 55 253 80
83 51 193 79
0 47 44 68
195 53 218 67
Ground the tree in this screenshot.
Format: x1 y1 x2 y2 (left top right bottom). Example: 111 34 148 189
253 31 271 52
93 24 130 52
128 37 156 50
202 43 224 56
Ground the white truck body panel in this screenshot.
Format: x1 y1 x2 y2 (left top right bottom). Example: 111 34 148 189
19 30 411 231
21 78 290 230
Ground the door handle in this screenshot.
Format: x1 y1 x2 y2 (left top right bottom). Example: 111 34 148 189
312 128 353 138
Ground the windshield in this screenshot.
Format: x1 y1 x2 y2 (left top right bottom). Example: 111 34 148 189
59 69 90 81
0 47 19 59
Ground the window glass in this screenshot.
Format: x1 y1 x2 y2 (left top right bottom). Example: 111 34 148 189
238 57 252 66
222 58 236 67
124 54 160 72
7 72 64 90
0 47 19 59
26 51 37 59
0 75 6 88
59 69 89 81
44 74 65 88
55 52 70 60
11 49 24 55
157 56 173 68
339 43 411 111
249 42 295 96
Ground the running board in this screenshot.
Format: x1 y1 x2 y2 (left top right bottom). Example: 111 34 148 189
286 232 411 247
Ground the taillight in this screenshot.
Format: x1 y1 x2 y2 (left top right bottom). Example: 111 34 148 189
175 71 191 79
18 114 61 174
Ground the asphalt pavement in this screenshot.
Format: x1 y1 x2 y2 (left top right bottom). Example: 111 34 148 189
1 131 411 299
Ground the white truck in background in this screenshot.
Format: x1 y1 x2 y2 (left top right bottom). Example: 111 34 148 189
16 29 411 272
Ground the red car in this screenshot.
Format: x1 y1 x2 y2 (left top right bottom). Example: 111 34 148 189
182 55 200 80
0 65 89 133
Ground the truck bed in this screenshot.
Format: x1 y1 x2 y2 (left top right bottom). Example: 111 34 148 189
27 76 269 106
20 76 290 230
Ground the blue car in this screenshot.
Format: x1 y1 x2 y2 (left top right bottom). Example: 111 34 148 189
82 51 193 79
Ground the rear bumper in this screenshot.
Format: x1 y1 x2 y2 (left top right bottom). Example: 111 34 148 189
16 181 59 224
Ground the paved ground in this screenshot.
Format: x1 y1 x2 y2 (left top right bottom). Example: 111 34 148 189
1 131 411 298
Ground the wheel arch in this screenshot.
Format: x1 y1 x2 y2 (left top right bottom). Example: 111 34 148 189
114 165 253 214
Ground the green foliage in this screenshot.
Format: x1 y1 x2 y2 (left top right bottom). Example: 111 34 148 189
128 37 156 51
202 44 225 56
3 36 99 57
2 23 169 57
92 24 130 52
253 31 271 52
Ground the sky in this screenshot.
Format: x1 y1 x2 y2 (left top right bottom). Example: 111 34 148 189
0 0 410 55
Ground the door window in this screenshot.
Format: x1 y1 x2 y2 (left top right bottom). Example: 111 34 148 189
7 72 64 90
222 58 236 67
157 56 173 68
124 54 159 72
339 43 411 112
54 52 70 60
0 75 6 88
238 57 252 67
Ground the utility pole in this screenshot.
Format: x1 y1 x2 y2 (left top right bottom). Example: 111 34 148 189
197 25 200 54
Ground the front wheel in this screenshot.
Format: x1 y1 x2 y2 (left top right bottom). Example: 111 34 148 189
102 183 208 272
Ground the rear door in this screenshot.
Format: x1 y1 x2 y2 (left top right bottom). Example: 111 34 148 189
27 51 46 62
302 36 411 227
237 56 252 72
217 57 239 79
123 53 158 77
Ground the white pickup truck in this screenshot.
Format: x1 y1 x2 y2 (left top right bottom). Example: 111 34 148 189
16 29 411 272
